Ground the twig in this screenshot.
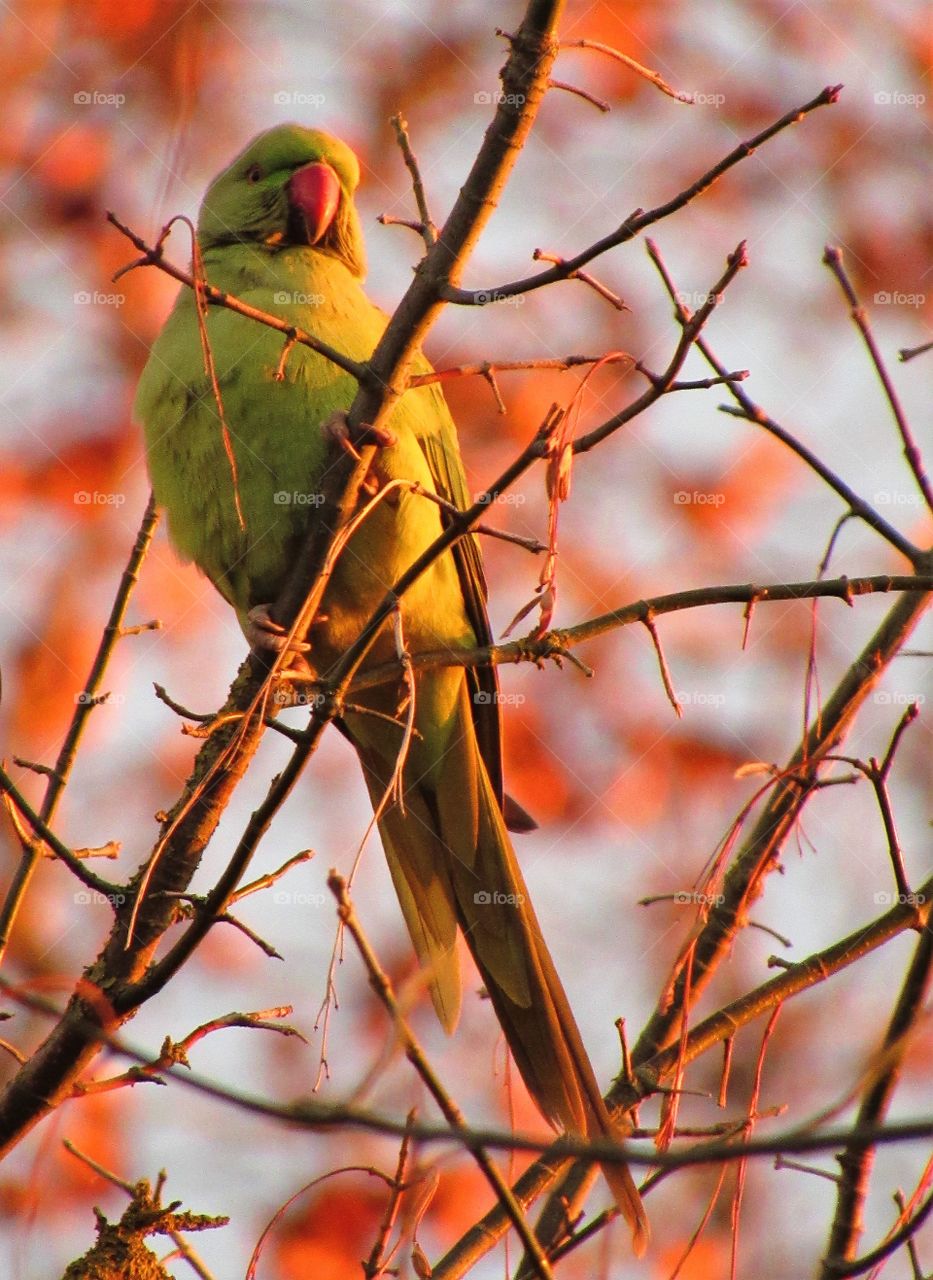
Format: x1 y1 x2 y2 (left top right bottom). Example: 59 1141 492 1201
107 213 368 383
823 1190 933 1277
776 1155 841 1184
228 850 315 905
346 574 933 696
893 1187 928 1280
899 338 933 363
75 1008 304 1094
643 615 682 717
442 85 842 305
574 241 748 452
823 246 933 513
390 114 437 248
363 1113 417 1278
408 352 634 386
820 921 933 1273
533 248 626 309
409 481 546 552
731 1008 783 1277
0 766 119 896
646 239 923 565
547 78 609 112
829 701 920 899
0 495 158 962
560 38 694 103
329 873 555 1280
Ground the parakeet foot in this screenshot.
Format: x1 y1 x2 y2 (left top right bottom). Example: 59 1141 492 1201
323 410 396 456
245 604 311 654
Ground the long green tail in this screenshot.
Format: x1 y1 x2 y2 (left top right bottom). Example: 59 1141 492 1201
344 668 648 1254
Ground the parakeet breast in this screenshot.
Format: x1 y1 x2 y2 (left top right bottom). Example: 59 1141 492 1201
135 242 475 669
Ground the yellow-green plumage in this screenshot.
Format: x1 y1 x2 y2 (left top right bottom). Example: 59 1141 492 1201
135 125 646 1252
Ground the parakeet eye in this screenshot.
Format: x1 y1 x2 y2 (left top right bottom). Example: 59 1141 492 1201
245 164 262 184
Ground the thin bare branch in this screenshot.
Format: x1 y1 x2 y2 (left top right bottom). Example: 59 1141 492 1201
442 85 842 305
329 874 555 1280
823 245 932 513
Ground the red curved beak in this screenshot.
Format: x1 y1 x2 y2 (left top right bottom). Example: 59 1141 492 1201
287 161 341 245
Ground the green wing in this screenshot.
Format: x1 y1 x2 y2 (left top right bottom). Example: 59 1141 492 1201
411 373 506 811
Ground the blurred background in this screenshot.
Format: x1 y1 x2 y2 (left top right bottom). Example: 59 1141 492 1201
0 0 930 1276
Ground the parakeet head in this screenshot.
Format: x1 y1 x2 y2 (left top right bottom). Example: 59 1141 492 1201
197 125 366 277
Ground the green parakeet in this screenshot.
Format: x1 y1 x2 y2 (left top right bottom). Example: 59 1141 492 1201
135 125 647 1253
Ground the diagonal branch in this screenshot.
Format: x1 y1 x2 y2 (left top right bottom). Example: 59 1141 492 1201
823 246 933 514
442 85 842 305
820 922 933 1273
